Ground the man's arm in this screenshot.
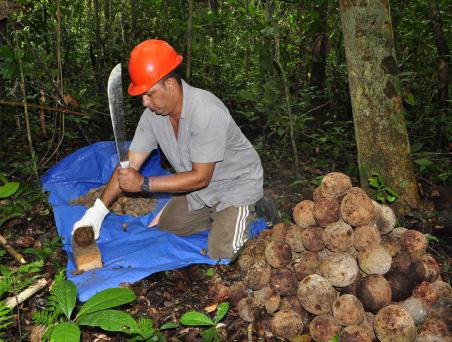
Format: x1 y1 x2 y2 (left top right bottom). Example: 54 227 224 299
100 150 151 206
117 162 216 193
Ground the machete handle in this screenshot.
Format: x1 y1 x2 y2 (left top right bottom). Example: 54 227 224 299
120 161 130 168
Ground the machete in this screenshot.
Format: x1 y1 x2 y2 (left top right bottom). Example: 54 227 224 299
107 63 129 168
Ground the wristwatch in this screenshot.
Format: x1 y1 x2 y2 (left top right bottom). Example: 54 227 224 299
141 176 150 192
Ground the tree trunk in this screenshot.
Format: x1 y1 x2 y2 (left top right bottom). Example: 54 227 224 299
0 19 6 153
185 0 193 82
339 0 424 216
429 0 449 151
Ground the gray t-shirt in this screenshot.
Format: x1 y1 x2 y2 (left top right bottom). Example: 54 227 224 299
130 80 263 212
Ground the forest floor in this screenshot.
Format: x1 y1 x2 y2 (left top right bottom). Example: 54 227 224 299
2 156 451 342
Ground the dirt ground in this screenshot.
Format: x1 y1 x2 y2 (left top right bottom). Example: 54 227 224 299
2 161 451 341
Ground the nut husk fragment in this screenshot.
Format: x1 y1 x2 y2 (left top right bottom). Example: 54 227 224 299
264 241 292 268
297 274 337 315
332 294 364 326
323 221 354 252
374 305 416 342
400 229 428 256
385 270 415 302
293 200 316 228
309 314 340 342
353 225 381 252
340 187 374 227
320 252 359 287
293 251 320 281
372 201 396 235
270 309 304 340
356 275 392 313
313 198 340 227
285 224 306 252
319 172 352 199
270 223 288 243
237 297 259 322
400 297 429 325
414 254 440 283
241 257 271 290
227 282 249 306
269 267 298 296
339 325 372 342
416 319 450 342
357 245 392 275
413 281 439 305
301 226 325 252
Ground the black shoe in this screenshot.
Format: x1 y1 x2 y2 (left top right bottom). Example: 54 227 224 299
255 192 281 226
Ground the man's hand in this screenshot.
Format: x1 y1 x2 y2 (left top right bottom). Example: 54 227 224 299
72 198 109 240
118 167 144 192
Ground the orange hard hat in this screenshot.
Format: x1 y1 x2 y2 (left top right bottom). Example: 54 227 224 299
128 40 183 96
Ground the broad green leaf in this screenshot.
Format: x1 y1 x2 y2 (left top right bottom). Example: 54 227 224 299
51 279 77 320
76 287 136 319
414 159 433 168
384 187 398 197
160 322 179 330
386 194 396 203
376 193 385 203
368 177 381 188
214 302 229 324
180 311 214 326
0 182 19 199
77 309 139 333
50 322 80 342
200 326 218 342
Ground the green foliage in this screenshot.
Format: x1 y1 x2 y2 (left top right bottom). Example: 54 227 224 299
23 236 62 262
180 302 229 342
368 174 398 204
0 302 13 338
0 261 43 298
33 275 174 341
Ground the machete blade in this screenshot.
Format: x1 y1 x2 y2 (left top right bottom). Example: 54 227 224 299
107 63 129 168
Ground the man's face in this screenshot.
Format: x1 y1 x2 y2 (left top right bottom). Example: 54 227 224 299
141 80 174 115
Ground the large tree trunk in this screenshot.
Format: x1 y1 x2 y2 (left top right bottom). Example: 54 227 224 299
0 19 6 153
429 0 449 151
339 0 424 216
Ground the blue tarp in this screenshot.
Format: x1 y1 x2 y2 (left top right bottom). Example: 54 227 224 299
41 142 266 301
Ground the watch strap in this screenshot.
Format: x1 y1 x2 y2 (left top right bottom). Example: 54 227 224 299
141 176 150 192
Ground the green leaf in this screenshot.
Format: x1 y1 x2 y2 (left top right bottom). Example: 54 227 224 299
214 302 229 324
77 309 139 333
76 287 136 319
160 322 179 330
386 194 396 203
200 326 218 342
368 177 381 189
180 311 214 326
50 322 80 342
205 268 215 277
51 280 77 320
414 158 433 168
0 182 19 199
376 193 385 203
424 233 439 243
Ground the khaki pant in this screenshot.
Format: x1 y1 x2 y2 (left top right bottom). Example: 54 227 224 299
158 195 256 259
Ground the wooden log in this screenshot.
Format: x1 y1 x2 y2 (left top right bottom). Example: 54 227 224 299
5 278 47 309
72 236 102 272
0 233 26 264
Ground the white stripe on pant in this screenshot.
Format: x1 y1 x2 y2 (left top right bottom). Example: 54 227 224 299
232 205 249 253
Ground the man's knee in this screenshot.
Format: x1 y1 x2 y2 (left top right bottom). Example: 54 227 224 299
207 205 255 259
